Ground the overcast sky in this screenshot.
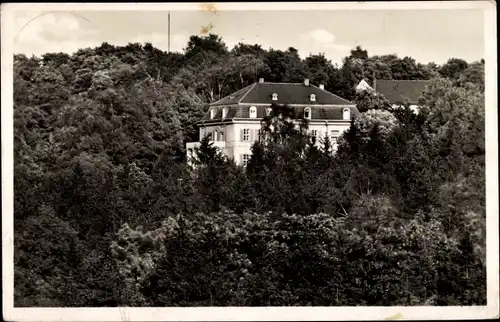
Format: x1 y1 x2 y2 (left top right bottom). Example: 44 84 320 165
12 7 485 65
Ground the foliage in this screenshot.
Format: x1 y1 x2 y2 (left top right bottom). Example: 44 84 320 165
354 109 400 141
14 206 85 306
110 206 467 306
13 35 485 307
354 89 392 113
439 58 469 81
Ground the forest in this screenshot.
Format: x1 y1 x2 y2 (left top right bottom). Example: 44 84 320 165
13 34 486 306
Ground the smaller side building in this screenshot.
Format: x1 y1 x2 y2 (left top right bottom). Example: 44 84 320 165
356 79 432 112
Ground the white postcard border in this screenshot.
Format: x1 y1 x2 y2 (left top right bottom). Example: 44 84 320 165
2 2 498 321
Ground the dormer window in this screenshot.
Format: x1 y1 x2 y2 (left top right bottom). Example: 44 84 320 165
266 108 272 116
309 94 316 102
304 107 311 120
222 107 228 119
210 108 216 119
272 93 278 101
343 108 351 120
249 106 257 118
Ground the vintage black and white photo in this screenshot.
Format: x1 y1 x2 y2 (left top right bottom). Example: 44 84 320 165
2 2 498 321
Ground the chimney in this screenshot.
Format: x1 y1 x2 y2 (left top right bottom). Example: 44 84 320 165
319 84 325 90
304 78 310 86
259 78 264 83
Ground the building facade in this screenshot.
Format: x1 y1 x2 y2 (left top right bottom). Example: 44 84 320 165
187 78 359 166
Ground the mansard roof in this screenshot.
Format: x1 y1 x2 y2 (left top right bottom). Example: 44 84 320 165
200 104 360 123
375 79 431 105
210 81 353 106
200 81 357 123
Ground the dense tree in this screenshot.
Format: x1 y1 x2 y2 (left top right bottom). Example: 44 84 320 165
439 58 469 81
109 207 465 306
303 53 335 85
245 104 312 215
13 35 485 307
354 88 392 113
184 34 229 66
231 43 265 57
262 48 307 83
457 61 484 91
15 206 85 306
354 109 400 141
350 46 369 60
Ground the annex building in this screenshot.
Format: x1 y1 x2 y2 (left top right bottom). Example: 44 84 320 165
356 78 432 112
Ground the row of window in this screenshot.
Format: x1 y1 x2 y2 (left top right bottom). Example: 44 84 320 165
240 128 340 142
271 93 316 101
311 130 339 142
241 128 263 142
304 108 351 120
204 130 225 141
210 107 351 120
204 128 342 143
211 106 272 119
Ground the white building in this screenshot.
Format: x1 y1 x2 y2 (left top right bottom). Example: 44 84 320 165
186 78 360 166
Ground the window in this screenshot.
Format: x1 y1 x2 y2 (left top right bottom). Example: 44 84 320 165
266 108 272 116
304 107 311 119
343 108 351 120
242 129 250 141
249 106 257 118
272 93 278 101
310 94 316 102
311 130 318 138
331 130 340 143
210 108 216 119
257 129 263 141
212 130 225 142
242 154 251 167
222 107 228 119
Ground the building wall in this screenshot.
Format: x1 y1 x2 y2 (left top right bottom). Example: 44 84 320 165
199 125 231 142
356 80 373 92
188 120 351 166
226 122 262 162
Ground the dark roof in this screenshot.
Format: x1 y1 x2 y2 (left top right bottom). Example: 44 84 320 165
375 80 431 105
211 82 353 106
209 84 256 105
201 81 356 123
200 105 360 123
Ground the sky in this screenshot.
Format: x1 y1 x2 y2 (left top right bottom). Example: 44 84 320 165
11 7 486 66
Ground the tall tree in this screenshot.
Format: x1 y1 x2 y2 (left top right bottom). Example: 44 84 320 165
303 53 335 86
439 58 469 81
